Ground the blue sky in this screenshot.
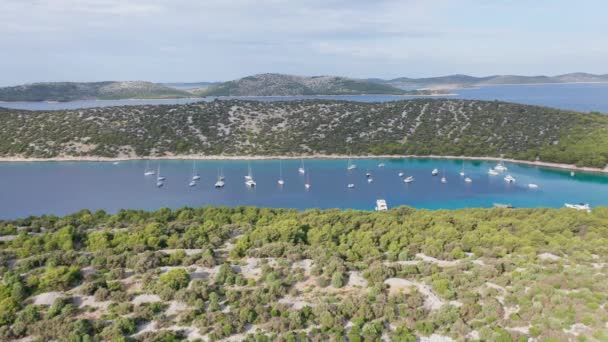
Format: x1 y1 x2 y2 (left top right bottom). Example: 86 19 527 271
1 0 607 85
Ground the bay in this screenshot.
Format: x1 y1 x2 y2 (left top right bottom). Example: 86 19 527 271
0 83 607 113
0 158 606 219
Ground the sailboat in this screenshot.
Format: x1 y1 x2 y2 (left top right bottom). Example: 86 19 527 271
188 180 197 187
244 162 253 181
156 165 165 181
431 168 439 176
214 168 225 188
305 173 311 189
347 157 357 171
494 160 508 172
459 160 465 176
278 160 285 185
298 159 306 174
144 160 156 176
441 169 447 183
245 164 256 187
191 161 201 181
398 171 404 177
488 168 499 176
403 176 414 183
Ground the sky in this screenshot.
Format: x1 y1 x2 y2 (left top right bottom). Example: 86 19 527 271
1 0 607 85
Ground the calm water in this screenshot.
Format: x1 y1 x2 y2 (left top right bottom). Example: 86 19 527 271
1 83 607 113
0 159 606 219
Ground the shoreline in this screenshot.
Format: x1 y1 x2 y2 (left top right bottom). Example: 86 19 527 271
0 154 605 174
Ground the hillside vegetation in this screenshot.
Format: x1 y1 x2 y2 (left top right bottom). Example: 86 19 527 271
0 81 191 102
0 99 607 167
0 206 607 340
192 73 417 96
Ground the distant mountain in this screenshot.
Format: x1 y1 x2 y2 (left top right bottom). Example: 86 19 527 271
0 81 191 102
192 73 418 96
161 81 220 90
375 73 608 89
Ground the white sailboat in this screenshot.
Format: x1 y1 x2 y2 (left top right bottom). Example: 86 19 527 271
188 180 197 187
365 170 372 178
305 173 311 189
528 183 539 189
488 168 499 176
459 160 465 176
431 168 439 176
278 160 285 185
144 160 156 176
156 165 165 181
398 171 404 177
245 164 256 187
348 183 355 188
403 176 414 183
494 161 508 172
464 177 472 183
191 161 201 181
298 159 306 175
367 178 373 183
214 168 225 188
347 157 357 171
244 162 253 181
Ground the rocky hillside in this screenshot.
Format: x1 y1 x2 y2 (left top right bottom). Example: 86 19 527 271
0 99 607 167
192 73 413 96
0 81 191 102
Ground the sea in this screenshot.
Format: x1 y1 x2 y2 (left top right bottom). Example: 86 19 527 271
0 158 606 219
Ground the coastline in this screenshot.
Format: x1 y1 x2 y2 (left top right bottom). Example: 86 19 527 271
0 154 605 174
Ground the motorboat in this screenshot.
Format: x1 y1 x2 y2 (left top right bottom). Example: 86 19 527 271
431 168 439 176
375 199 388 211
403 176 414 183
504 174 516 183
565 203 591 212
488 168 499 176
464 177 472 183
348 183 355 188
528 183 539 189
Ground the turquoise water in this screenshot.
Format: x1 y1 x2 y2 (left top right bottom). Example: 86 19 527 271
1 83 607 113
0 158 606 219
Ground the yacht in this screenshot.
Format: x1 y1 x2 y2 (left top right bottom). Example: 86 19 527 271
403 176 414 183
365 170 372 178
298 159 306 174
441 176 447 184
348 183 355 188
188 180 197 187
156 180 164 188
277 160 285 185
367 178 373 183
565 203 591 212
464 177 472 183
494 161 508 172
375 199 388 211
460 161 465 176
504 174 516 183
398 171 404 177
191 161 201 181
528 183 539 189
431 168 439 176
488 168 499 176
156 165 166 181
378 163 385 168
144 161 156 176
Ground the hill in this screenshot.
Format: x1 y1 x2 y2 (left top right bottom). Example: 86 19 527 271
0 99 607 167
192 73 415 96
0 81 191 102
377 73 608 89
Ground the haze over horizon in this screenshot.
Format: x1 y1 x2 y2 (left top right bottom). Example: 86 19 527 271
1 0 607 86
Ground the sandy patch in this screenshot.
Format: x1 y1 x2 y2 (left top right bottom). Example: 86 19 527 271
384 278 444 311
418 334 454 342
347 271 368 288
564 323 591 336
132 294 162 305
166 301 189 316
278 296 315 309
33 292 65 305
159 249 203 256
416 253 460 267
538 253 561 261
73 295 111 310
0 235 17 242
